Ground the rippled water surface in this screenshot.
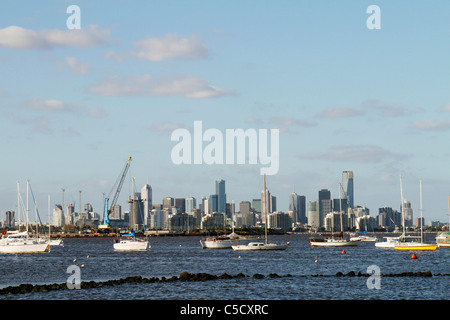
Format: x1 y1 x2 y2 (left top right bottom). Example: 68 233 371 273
0 234 448 300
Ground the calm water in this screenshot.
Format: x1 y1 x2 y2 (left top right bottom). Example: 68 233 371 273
0 233 448 300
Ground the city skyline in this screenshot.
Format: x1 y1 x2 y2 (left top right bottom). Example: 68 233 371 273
1 2 450 224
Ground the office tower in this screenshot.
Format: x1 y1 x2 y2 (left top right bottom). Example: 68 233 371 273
129 192 144 228
199 196 207 215
141 184 152 225
401 199 413 227
261 188 270 221
289 192 301 224
307 200 320 229
175 198 186 213
318 189 332 225
185 196 196 213
53 204 65 227
163 197 174 209
209 194 218 213
298 195 306 224
216 179 226 214
252 199 261 214
5 211 15 228
342 171 354 208
270 195 276 212
239 201 254 227
110 204 122 220
289 192 306 224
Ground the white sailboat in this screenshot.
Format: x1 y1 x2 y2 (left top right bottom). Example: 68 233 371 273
113 178 150 251
435 195 450 247
232 175 289 251
0 181 49 254
113 231 150 251
395 179 438 251
200 202 245 249
309 183 358 247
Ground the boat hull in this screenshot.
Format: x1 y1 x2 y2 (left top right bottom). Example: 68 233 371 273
200 239 237 249
0 241 49 253
394 243 438 251
232 242 289 251
113 239 150 251
309 239 358 247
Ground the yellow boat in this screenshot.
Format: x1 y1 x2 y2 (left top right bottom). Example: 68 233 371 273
395 243 438 251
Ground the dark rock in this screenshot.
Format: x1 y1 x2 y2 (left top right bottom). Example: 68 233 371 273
252 273 264 279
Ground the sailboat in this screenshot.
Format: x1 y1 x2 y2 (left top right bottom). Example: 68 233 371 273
309 183 358 247
113 178 151 251
232 175 289 251
395 179 438 251
435 195 450 247
200 206 244 249
0 181 49 254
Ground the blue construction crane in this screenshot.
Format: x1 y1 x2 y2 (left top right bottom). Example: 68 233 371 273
98 156 132 230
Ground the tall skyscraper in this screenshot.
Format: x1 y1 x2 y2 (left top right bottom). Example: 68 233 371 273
318 189 331 225
209 194 218 213
215 179 226 214
185 196 196 213
289 193 307 224
342 171 354 208
141 184 152 225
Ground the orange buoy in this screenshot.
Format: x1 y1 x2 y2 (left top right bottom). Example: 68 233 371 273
341 250 346 254
411 253 417 259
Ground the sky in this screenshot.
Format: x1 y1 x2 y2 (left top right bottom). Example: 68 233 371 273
0 1 449 224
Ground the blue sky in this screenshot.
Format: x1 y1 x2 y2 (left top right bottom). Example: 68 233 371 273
1 1 449 224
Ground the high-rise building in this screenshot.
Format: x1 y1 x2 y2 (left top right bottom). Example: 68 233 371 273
175 198 186 214
401 199 413 227
289 193 307 224
307 200 320 229
53 204 65 227
141 184 152 225
318 189 331 225
185 196 196 213
5 211 15 228
342 171 354 208
162 197 174 209
215 179 226 214
209 194 218 213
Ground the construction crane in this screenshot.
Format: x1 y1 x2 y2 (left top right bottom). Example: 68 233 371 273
98 156 132 230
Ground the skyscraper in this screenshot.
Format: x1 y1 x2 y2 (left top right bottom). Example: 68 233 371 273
209 194 218 213
141 184 152 225
289 193 307 225
215 179 226 214
342 171 354 208
185 196 196 213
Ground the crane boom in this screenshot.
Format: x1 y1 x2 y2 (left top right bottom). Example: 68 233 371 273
99 156 132 230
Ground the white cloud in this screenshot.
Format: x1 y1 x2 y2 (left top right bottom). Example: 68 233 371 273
363 100 405 117
89 74 234 99
298 145 406 163
106 34 209 62
439 104 450 112
317 106 365 118
409 119 450 131
27 98 83 112
0 25 110 50
65 57 91 74
148 122 184 133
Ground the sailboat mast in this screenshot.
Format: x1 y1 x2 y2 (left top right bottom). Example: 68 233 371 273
420 180 423 244
400 175 405 238
17 182 20 230
264 174 267 245
26 180 29 234
339 183 343 237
